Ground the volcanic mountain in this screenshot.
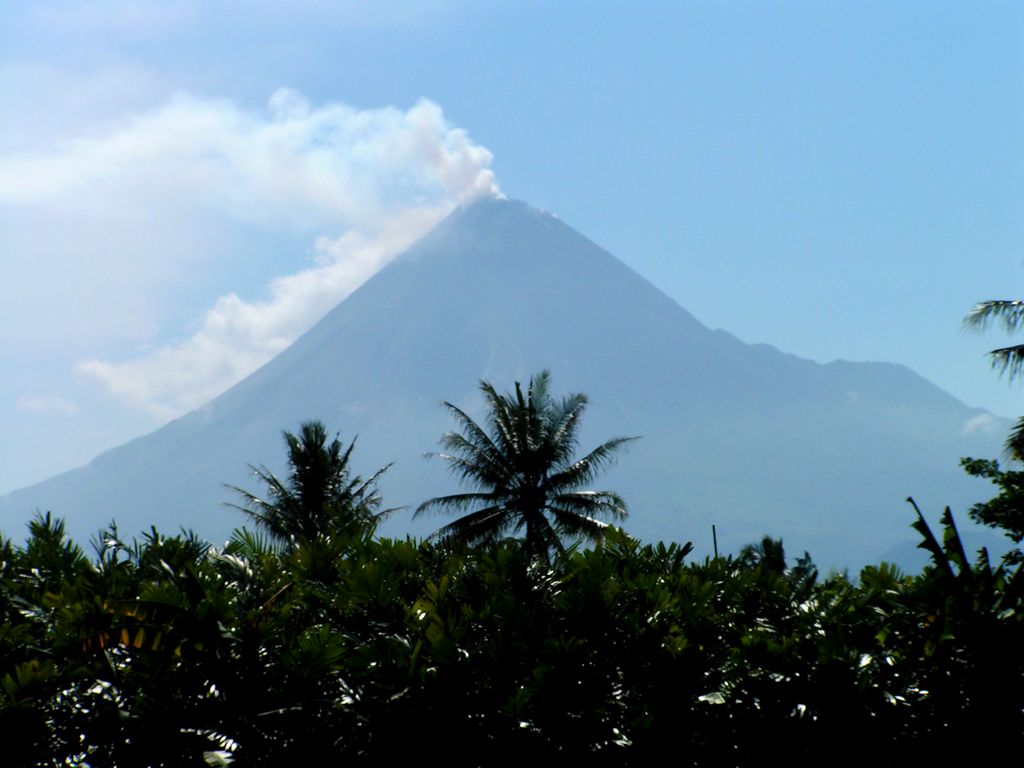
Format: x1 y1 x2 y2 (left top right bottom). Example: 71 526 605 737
0 197 1006 567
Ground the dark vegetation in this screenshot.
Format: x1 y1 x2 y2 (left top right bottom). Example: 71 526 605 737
414 371 635 561
2 371 1023 765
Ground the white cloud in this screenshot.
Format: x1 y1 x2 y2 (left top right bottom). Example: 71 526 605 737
2 88 499 417
75 205 446 419
0 89 497 222
962 412 1000 435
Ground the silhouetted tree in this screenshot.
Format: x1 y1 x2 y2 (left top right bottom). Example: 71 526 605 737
416 371 636 560
227 420 391 546
964 298 1024 456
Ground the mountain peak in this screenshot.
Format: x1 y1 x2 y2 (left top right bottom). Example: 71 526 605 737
456 193 548 220
404 195 561 260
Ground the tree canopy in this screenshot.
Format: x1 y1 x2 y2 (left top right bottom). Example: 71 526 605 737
226 420 391 547
416 370 636 559
3 370 1024 763
962 297 1024 559
1 503 1022 765
964 298 1024 457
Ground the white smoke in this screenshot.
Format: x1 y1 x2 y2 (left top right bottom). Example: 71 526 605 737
1 89 499 418
75 205 447 418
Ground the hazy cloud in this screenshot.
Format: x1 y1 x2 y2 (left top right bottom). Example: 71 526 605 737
27 1 198 35
962 412 1001 435
3 88 499 417
75 206 447 419
23 1 454 36
0 89 497 222
15 395 80 416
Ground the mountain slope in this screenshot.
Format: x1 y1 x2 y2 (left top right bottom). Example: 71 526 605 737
0 198 1006 567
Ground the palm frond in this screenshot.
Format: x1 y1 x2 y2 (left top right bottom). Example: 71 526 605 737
429 505 510 545
226 527 281 559
547 507 611 540
224 470 293 540
1005 415 1024 461
415 492 501 517
546 394 586 463
550 490 628 521
431 453 513 492
522 377 549 453
964 300 1024 333
439 402 517 486
547 436 638 492
434 429 514 486
483 382 522 456
987 343 1024 381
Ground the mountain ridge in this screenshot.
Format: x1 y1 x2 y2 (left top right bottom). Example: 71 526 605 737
0 196 1006 567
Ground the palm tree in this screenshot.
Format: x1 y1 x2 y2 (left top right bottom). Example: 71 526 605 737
227 421 391 546
415 371 637 560
964 299 1024 378
964 299 1024 457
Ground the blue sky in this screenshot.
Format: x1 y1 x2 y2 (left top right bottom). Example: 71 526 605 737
2 1 1022 495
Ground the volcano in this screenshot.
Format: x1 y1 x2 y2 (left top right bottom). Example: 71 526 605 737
0 197 1005 567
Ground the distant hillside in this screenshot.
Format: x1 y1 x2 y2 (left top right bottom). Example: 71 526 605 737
0 197 1007 568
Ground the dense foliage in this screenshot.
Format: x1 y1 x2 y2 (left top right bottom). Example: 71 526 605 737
965 296 1024 457
1 501 1021 765
4 366 1024 764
